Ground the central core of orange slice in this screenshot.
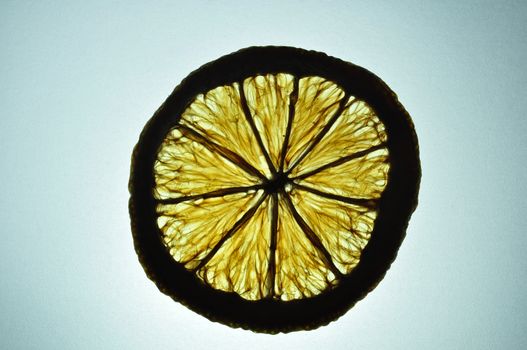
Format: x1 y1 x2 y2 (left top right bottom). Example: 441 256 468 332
263 172 290 193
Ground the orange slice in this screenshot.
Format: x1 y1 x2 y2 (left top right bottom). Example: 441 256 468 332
129 46 420 333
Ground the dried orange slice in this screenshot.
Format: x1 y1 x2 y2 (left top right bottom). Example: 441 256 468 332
129 46 420 333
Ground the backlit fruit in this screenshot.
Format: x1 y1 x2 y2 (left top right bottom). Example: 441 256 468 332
129 46 420 333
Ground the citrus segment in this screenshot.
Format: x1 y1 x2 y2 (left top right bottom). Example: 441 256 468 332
180 84 272 177
275 194 339 300
290 188 377 274
242 74 295 169
196 192 271 300
294 147 389 200
283 76 346 171
154 128 260 201
156 191 261 270
290 99 388 178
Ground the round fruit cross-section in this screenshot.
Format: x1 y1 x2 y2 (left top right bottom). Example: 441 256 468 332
129 46 420 333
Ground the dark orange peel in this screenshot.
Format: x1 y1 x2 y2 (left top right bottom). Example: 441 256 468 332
129 46 420 333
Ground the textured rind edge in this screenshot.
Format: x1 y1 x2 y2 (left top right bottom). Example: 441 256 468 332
128 46 421 334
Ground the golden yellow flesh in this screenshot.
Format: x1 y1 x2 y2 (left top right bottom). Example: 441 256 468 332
198 194 272 300
180 83 273 177
153 74 390 301
284 77 345 171
296 149 390 200
290 189 377 274
157 192 261 270
243 74 294 168
290 99 388 177
275 195 337 300
154 128 259 200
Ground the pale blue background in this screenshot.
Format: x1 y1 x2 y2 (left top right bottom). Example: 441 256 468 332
1 1 526 349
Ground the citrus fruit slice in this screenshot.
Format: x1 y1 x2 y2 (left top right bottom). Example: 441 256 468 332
129 46 421 333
